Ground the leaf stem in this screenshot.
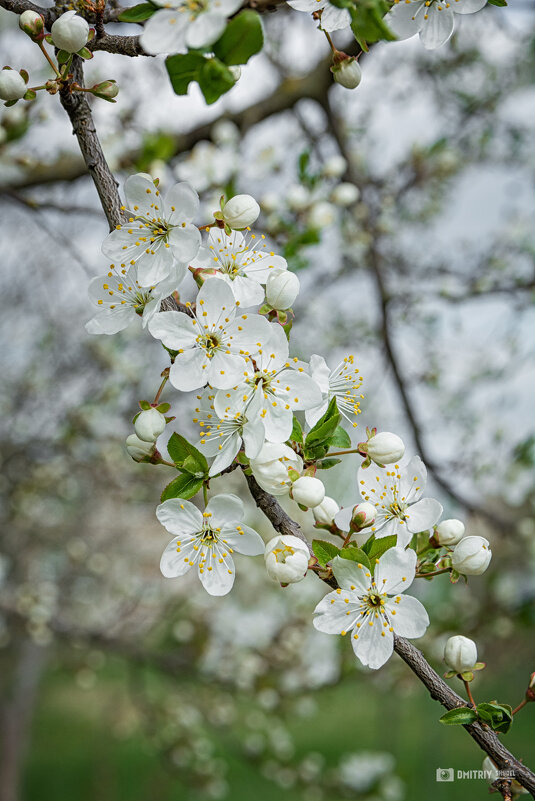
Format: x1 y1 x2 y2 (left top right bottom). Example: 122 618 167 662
37 40 61 78
463 679 476 708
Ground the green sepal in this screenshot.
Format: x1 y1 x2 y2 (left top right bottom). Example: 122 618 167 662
461 671 474 682
23 89 36 100
439 706 478 726
339 545 371 571
443 670 457 679
473 662 486 672
57 50 70 64
156 402 171 414
139 400 151 410
44 34 53 44
236 451 249 466
160 473 204 502
450 569 461 584
167 432 208 474
212 10 264 66
4 99 18 107
77 46 93 60
132 411 140 424
118 2 157 21
475 702 513 734
329 426 352 449
316 458 342 470
19 69 29 83
312 539 341 568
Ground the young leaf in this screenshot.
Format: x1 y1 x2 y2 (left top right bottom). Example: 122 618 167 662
476 702 513 734
439 707 478 726
304 398 341 460
329 426 352 449
166 52 206 95
198 57 235 105
167 432 208 474
290 416 303 445
487 0 507 5
312 539 341 568
316 458 342 470
160 474 204 502
339 545 371 571
365 534 397 561
118 2 157 21
212 10 263 66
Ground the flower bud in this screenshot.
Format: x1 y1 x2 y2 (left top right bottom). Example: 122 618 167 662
322 155 346 179
290 476 325 509
126 433 155 462
309 201 336 229
221 194 260 230
264 534 309 584
19 9 44 38
0 69 27 102
444 635 478 674
287 184 310 212
331 57 362 90
134 408 166 442
91 80 119 100
229 65 241 82
265 270 300 310
250 442 303 495
350 501 376 532
51 10 89 54
364 432 405 466
451 536 492 575
313 496 340 525
331 183 360 207
435 518 465 546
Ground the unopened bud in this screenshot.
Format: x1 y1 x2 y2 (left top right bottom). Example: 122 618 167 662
444 635 478 674
309 201 336 229
265 270 300 310
360 431 405 467
322 155 346 179
19 9 44 38
526 672 535 702
331 55 362 90
451 536 492 575
91 79 119 100
51 10 89 54
0 68 27 102
126 434 156 462
221 194 260 230
264 534 309 584
290 476 325 509
313 496 340 525
134 408 166 442
350 501 376 532
331 182 360 207
435 518 465 546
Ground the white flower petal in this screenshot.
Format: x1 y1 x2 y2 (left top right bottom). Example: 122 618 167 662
165 182 199 224
227 274 265 307
318 2 351 30
405 497 443 533
160 535 198 577
198 544 235 595
124 173 162 217
168 223 201 263
374 547 417 595
387 594 429 638
272 369 323 410
452 0 486 13
220 524 264 555
262 399 293 443
398 455 427 503
313 591 362 634
206 493 244 527
241 417 265 459
207 351 247 389
333 505 354 532
331 555 372 592
186 11 226 49
384 0 424 40
198 277 236 328
140 9 187 55
169 348 210 391
148 310 197 350
351 616 394 669
419 4 454 49
227 314 272 356
86 307 134 335
156 499 203 537
136 246 174 287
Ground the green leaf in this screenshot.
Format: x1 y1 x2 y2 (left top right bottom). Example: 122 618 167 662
198 57 235 104
161 473 204 502
312 539 341 568
340 545 371 570
476 702 513 734
487 0 507 6
439 707 478 726
330 426 352 449
118 2 157 21
283 228 321 262
316 458 342 470
304 398 341 460
166 52 207 95
364 534 397 562
290 416 303 445
212 10 264 66
167 433 208 474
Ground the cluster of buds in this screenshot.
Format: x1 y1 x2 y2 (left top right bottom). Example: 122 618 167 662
126 401 172 463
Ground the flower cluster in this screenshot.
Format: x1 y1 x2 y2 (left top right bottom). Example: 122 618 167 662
86 174 493 672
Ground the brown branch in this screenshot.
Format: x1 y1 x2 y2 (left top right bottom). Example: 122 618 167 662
59 58 123 230
91 32 146 57
245 478 535 796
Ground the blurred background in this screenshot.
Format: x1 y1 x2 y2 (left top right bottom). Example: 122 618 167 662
0 1 535 799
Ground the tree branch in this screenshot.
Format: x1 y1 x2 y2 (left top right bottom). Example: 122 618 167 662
245 478 535 796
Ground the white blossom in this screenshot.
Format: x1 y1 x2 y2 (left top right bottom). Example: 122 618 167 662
51 11 89 53
451 536 492 575
141 0 242 55
135 408 166 442
194 388 265 476
305 353 363 428
286 0 351 31
385 0 487 50
221 194 260 230
435 518 465 546
313 548 429 669
291 476 326 508
85 262 185 335
357 456 443 547
158 494 264 595
313 496 340 525
102 173 201 287
265 270 300 310
0 69 26 102
215 324 322 442
250 442 303 495
264 534 309 584
192 228 287 307
148 278 272 392
444 635 478 673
